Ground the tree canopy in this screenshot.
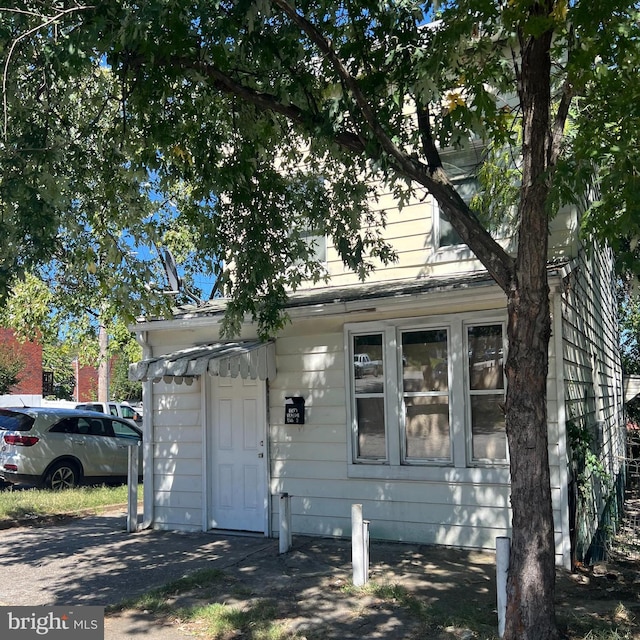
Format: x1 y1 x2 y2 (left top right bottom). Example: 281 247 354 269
1 2 638 333
2 2 640 639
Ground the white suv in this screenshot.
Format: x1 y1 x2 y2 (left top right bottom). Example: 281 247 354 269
0 407 142 490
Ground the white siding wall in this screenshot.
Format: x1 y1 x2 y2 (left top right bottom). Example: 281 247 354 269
561 244 625 562
319 189 495 287
269 326 350 537
301 185 578 290
138 290 570 560
269 300 567 561
136 206 593 563
148 343 204 532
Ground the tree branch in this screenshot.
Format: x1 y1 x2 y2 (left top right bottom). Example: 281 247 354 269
550 25 576 167
170 56 367 154
415 100 442 171
550 78 573 167
271 0 411 174
1 3 95 140
267 0 514 290
0 7 43 17
159 49 514 292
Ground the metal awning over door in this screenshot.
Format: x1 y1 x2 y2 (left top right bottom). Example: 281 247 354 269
129 341 276 384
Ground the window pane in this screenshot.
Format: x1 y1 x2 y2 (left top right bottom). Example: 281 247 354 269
356 397 386 459
471 396 506 460
113 421 140 439
50 418 79 434
77 418 91 434
353 334 384 394
402 329 448 392
439 213 462 247
405 396 450 460
0 410 35 431
468 324 504 390
438 178 477 248
88 418 115 437
120 406 135 419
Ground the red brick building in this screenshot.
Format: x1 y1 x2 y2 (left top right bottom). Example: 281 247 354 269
0 328 42 395
74 361 100 402
0 328 105 402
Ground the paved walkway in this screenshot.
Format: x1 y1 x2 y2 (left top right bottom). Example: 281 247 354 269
0 507 500 639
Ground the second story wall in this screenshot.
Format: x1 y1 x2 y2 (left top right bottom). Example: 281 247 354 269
303 184 580 291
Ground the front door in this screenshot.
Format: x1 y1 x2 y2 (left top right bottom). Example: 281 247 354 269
208 375 267 532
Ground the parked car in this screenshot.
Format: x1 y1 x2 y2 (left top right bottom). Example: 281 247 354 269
128 403 144 419
353 353 382 378
0 407 142 490
75 401 142 427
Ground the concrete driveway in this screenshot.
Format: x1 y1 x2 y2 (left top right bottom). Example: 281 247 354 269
0 506 503 639
0 509 275 608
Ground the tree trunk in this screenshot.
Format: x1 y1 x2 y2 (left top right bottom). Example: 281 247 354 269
503 8 559 640
504 281 558 640
98 322 109 403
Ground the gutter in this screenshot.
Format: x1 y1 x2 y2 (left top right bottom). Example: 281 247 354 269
136 330 155 530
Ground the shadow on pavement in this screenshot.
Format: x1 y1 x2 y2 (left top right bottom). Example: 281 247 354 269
0 508 499 638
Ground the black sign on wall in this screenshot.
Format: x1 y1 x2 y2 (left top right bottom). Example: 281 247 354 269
42 371 54 396
285 396 305 425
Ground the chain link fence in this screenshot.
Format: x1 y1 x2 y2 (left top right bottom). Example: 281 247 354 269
616 425 640 559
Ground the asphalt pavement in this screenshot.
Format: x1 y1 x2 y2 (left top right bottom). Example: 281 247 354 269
0 509 279 638
0 507 500 639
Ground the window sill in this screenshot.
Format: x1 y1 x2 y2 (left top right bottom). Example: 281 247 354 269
347 463 510 483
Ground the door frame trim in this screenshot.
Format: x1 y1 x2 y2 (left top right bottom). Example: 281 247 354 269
203 375 270 536
201 376 209 532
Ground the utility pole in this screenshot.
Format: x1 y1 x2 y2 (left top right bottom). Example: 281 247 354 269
98 322 109 402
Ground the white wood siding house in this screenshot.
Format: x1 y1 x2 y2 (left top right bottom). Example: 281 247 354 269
130 188 625 569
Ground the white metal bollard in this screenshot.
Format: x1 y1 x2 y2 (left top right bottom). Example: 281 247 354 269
279 492 292 554
363 519 370 583
352 504 370 586
496 536 510 638
127 442 139 533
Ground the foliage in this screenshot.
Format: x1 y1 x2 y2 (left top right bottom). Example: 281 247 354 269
619 289 640 376
109 334 143 402
0 273 143 400
42 342 76 400
617 279 640 423
558 8 640 280
0 343 23 395
0 273 56 343
0 6 215 332
627 400 640 426
567 420 611 501
2 2 640 639
1 2 638 334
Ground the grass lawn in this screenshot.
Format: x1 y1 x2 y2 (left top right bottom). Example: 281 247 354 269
0 483 142 524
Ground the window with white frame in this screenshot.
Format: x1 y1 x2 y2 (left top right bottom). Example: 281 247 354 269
348 315 507 474
352 333 386 461
401 328 451 462
435 144 484 251
466 323 507 461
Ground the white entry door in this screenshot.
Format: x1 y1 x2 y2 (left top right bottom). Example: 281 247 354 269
208 375 267 532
